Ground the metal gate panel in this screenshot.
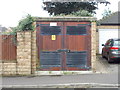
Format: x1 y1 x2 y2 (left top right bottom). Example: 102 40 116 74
66 51 88 69
40 52 61 69
40 26 61 35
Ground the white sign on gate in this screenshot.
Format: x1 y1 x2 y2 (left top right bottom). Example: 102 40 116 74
50 22 57 26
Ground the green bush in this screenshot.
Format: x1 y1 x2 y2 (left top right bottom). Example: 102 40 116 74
55 10 93 17
18 14 35 31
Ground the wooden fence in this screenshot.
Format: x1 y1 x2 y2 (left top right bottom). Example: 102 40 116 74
0 35 17 61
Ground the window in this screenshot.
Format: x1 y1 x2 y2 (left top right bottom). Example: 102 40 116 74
105 40 112 46
40 26 61 35
67 26 87 35
113 40 120 46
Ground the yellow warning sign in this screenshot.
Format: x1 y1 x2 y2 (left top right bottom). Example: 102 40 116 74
51 35 56 40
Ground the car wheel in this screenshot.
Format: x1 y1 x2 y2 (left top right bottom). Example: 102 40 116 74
102 51 105 58
107 54 113 63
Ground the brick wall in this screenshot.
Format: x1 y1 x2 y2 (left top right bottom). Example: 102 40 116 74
98 25 119 29
17 31 37 75
96 31 99 54
31 31 37 74
2 62 16 75
17 31 32 75
0 60 17 75
91 22 96 71
0 61 2 75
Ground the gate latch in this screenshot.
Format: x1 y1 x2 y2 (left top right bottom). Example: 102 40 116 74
57 49 70 52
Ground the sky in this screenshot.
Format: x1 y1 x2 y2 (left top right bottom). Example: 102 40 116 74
0 0 120 27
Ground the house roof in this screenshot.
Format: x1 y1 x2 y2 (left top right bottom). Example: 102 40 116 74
0 26 7 32
99 11 120 25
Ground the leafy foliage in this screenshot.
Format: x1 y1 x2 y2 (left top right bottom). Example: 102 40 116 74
102 8 112 17
72 10 93 16
43 2 110 16
17 14 35 31
55 10 93 17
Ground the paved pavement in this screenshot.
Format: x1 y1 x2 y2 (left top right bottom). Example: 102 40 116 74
1 55 120 88
95 55 120 74
2 73 119 88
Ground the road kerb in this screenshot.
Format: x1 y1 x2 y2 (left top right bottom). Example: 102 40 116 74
2 83 119 88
